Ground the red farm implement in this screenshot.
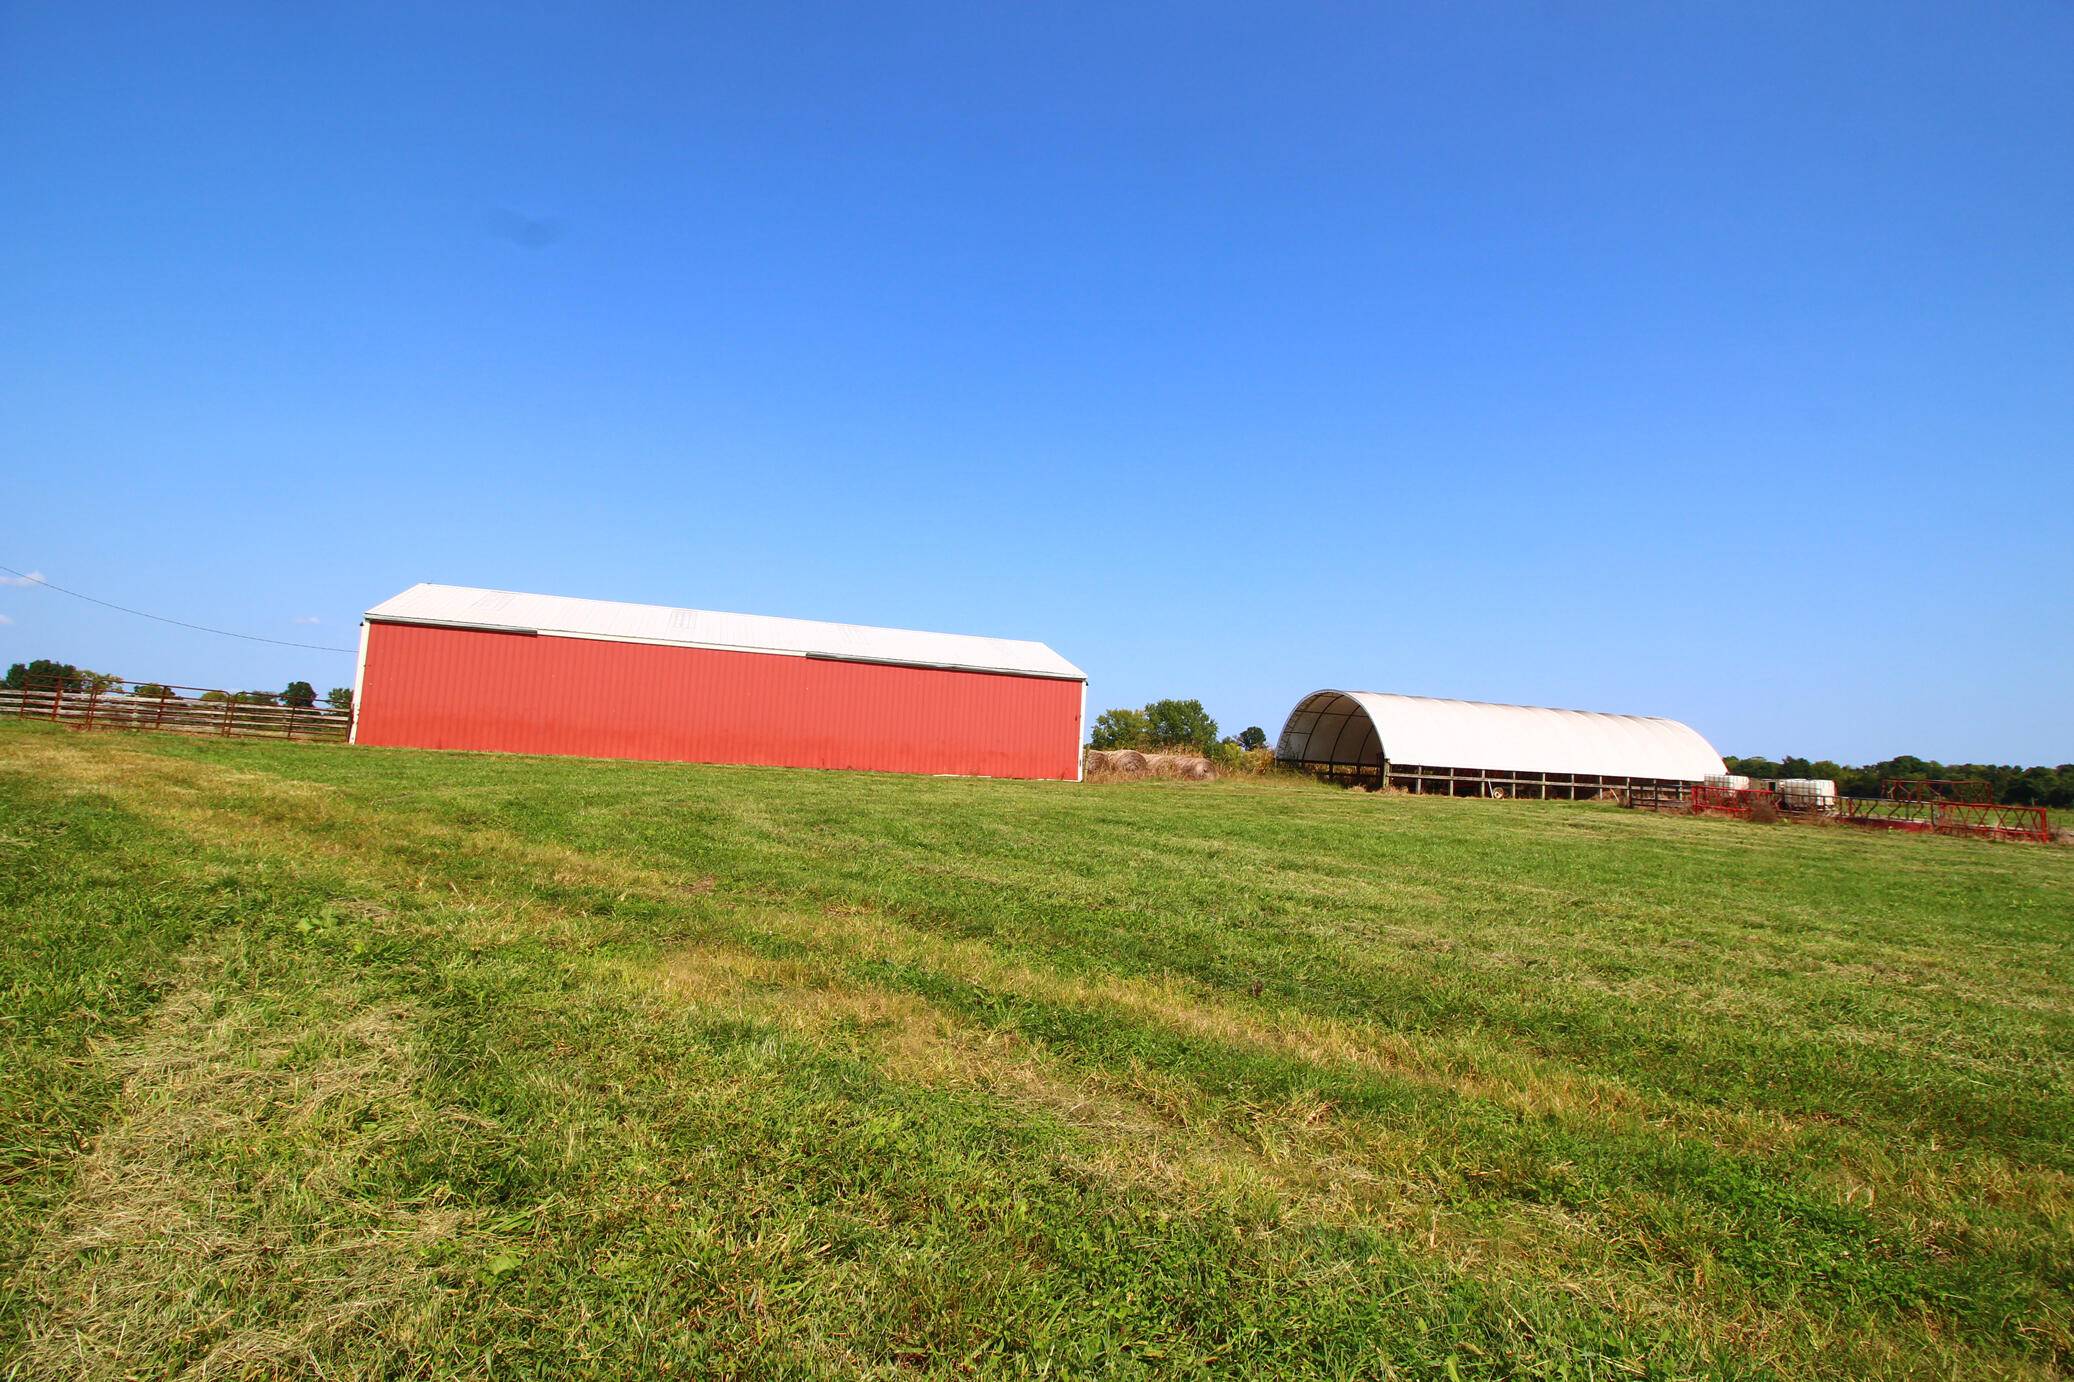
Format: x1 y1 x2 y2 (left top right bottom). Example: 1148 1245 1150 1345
1839 796 2050 844
1882 778 1995 805
1689 783 1777 819
1664 777 2049 844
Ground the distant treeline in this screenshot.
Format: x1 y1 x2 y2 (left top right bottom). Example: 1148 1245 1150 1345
1722 754 2073 807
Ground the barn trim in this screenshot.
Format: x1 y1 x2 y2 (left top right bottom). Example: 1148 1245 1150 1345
362 583 1084 682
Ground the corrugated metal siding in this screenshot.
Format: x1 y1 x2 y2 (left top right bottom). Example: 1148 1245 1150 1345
354 622 1084 780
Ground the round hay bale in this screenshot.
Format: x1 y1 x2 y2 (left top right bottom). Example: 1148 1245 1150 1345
1110 749 1148 774
1141 752 1213 780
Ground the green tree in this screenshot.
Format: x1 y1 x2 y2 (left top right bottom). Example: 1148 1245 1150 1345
1089 707 1151 750
325 687 355 711
233 690 279 706
132 683 175 699
2006 766 2059 806
4 659 83 690
281 680 317 708
1144 699 1219 754
3 661 123 693
1238 726 1268 751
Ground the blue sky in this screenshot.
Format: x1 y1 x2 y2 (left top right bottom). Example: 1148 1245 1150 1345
4 2 2070 763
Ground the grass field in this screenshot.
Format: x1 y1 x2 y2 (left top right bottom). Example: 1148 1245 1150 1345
2 720 2069 1380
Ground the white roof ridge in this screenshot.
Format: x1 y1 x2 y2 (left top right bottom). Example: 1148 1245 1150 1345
1340 688 1680 723
364 583 1084 681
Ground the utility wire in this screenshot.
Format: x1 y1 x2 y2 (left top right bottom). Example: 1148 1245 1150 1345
0 563 356 654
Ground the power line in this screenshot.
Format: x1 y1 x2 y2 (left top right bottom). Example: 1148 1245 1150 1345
0 563 356 654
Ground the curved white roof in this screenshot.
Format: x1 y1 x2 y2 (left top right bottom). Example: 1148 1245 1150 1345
1277 690 1725 782
365 583 1084 681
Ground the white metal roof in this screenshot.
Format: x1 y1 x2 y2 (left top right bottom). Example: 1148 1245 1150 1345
1277 690 1725 782
364 584 1085 681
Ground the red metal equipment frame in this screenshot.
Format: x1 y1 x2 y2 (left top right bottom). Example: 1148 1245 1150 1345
1926 800 2051 843
1883 778 1993 804
1690 783 1777 819
1839 796 2049 844
1839 797 1933 834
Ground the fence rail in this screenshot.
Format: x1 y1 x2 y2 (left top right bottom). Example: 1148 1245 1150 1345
2 678 352 744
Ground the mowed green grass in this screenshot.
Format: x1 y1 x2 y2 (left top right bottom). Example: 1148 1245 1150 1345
1 721 2068 1380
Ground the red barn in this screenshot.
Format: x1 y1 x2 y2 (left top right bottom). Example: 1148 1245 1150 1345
351 584 1086 780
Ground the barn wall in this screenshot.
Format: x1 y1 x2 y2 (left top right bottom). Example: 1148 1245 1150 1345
353 620 1084 780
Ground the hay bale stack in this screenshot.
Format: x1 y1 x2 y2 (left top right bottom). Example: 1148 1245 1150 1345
1083 748 1214 781
1083 748 1150 777
1143 752 1213 780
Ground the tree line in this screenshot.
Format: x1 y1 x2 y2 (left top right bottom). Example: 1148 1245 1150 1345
4 660 352 711
1723 753 2074 808
1087 698 1269 767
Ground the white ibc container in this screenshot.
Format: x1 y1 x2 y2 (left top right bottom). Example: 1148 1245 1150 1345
1776 778 1838 810
1704 774 1751 790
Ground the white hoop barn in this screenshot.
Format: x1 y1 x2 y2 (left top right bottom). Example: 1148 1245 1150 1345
1276 690 1725 798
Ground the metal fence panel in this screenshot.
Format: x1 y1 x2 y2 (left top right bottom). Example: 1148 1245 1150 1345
1 679 352 744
